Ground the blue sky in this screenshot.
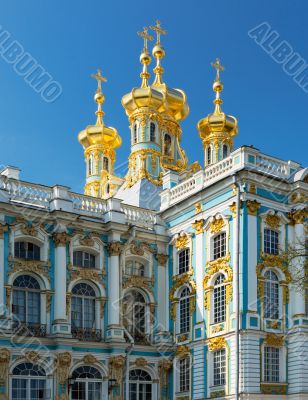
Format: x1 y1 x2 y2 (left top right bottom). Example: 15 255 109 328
0 0 307 193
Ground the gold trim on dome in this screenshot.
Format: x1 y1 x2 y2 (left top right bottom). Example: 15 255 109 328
246 200 261 216
210 218 225 234
208 336 226 351
192 219 205 235
265 214 281 230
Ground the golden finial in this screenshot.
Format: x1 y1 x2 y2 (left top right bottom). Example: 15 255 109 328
150 20 167 86
91 69 107 126
211 58 225 114
137 27 153 88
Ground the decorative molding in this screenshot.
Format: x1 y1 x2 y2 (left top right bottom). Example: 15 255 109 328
99 297 106 319
158 358 172 390
122 275 154 291
289 191 306 204
175 235 189 249
288 208 307 225
249 183 257 194
8 256 51 282
195 202 202 214
208 336 226 351
265 214 281 230
246 200 261 216
192 219 205 235
20 224 38 237
83 354 97 364
70 268 105 286
134 357 147 367
25 350 40 363
260 383 287 395
175 345 190 359
210 217 225 234
56 352 72 385
264 333 284 347
4 286 11 309
109 355 125 384
156 253 168 265
66 293 71 316
0 348 10 385
107 241 123 256
229 201 243 218
79 236 95 247
203 255 232 288
53 232 70 247
169 270 196 303
0 224 8 239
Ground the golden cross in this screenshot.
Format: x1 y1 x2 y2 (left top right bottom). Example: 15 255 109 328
90 68 107 91
150 20 167 44
137 27 153 52
211 58 225 81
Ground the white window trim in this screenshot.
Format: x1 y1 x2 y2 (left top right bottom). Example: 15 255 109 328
173 355 192 396
261 344 286 383
207 347 228 393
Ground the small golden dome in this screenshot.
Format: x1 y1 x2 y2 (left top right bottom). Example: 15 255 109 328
152 44 165 59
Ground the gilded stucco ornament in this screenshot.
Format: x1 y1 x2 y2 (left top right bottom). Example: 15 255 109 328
79 235 95 247
4 285 11 309
83 354 97 364
20 224 38 237
134 357 147 367
53 232 70 247
175 234 189 249
108 242 123 256
122 275 154 291
210 217 225 234
109 355 125 384
264 333 284 347
192 219 205 235
158 358 172 389
0 224 8 239
229 201 243 218
156 253 168 265
261 383 287 395
8 256 51 282
70 268 105 286
195 202 202 214
175 345 190 359
265 214 281 230
208 336 226 351
56 352 72 385
0 348 10 384
288 208 307 225
25 351 40 363
246 200 261 216
289 191 306 204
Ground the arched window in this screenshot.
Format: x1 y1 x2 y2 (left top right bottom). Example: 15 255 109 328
264 229 279 255
213 274 226 324
71 283 99 341
264 270 279 319
123 290 147 343
222 144 228 159
179 287 190 333
178 248 190 274
150 122 156 142
73 251 96 268
164 134 172 155
125 260 145 277
12 275 41 330
14 241 40 260
71 366 102 400
213 232 226 260
12 362 46 400
133 124 138 144
207 146 212 165
178 357 190 393
103 157 109 172
129 369 152 399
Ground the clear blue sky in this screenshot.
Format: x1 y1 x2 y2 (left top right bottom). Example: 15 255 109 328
0 0 307 193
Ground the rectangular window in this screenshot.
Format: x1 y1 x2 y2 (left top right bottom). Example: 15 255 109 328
213 233 226 260
179 357 190 393
178 249 190 275
264 347 280 382
213 349 226 386
180 297 190 333
264 229 279 255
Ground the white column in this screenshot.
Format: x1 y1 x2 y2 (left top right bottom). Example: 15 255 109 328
194 229 204 323
107 241 122 326
156 253 168 331
53 233 68 322
0 225 6 315
247 213 258 311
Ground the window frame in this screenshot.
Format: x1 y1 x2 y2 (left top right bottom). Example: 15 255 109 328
178 248 190 275
178 357 190 394
12 275 41 325
263 270 280 320
14 241 41 261
73 250 96 269
71 283 97 329
179 287 191 334
212 232 227 261
263 346 281 383
263 228 279 255
213 274 226 325
213 348 226 387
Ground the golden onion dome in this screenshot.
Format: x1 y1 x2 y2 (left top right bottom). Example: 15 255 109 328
78 69 122 150
198 59 238 141
121 27 165 117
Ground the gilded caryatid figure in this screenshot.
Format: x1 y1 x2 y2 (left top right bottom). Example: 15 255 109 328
78 69 123 198
197 58 238 167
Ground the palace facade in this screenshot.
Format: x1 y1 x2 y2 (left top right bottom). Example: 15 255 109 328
0 21 307 400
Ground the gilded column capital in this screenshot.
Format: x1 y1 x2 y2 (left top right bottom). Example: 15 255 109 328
56 352 72 385
156 253 168 265
0 224 8 239
0 348 10 385
246 200 261 216
288 208 307 225
192 219 205 234
53 232 70 247
158 358 172 390
109 355 125 384
107 241 123 256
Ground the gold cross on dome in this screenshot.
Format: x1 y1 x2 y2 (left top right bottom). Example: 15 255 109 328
91 69 107 91
211 58 225 81
137 27 153 52
150 20 167 44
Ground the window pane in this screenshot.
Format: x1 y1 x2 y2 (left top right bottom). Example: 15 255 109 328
27 291 40 324
213 349 226 386
178 249 189 274
214 276 226 324
12 378 27 400
180 296 190 333
72 382 86 400
264 347 280 382
213 233 226 260
264 271 279 319
72 297 83 327
179 357 190 392
264 229 279 255
12 290 26 321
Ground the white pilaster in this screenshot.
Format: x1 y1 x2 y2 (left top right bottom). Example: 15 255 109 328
195 231 204 322
157 253 168 330
0 225 5 316
247 213 258 311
